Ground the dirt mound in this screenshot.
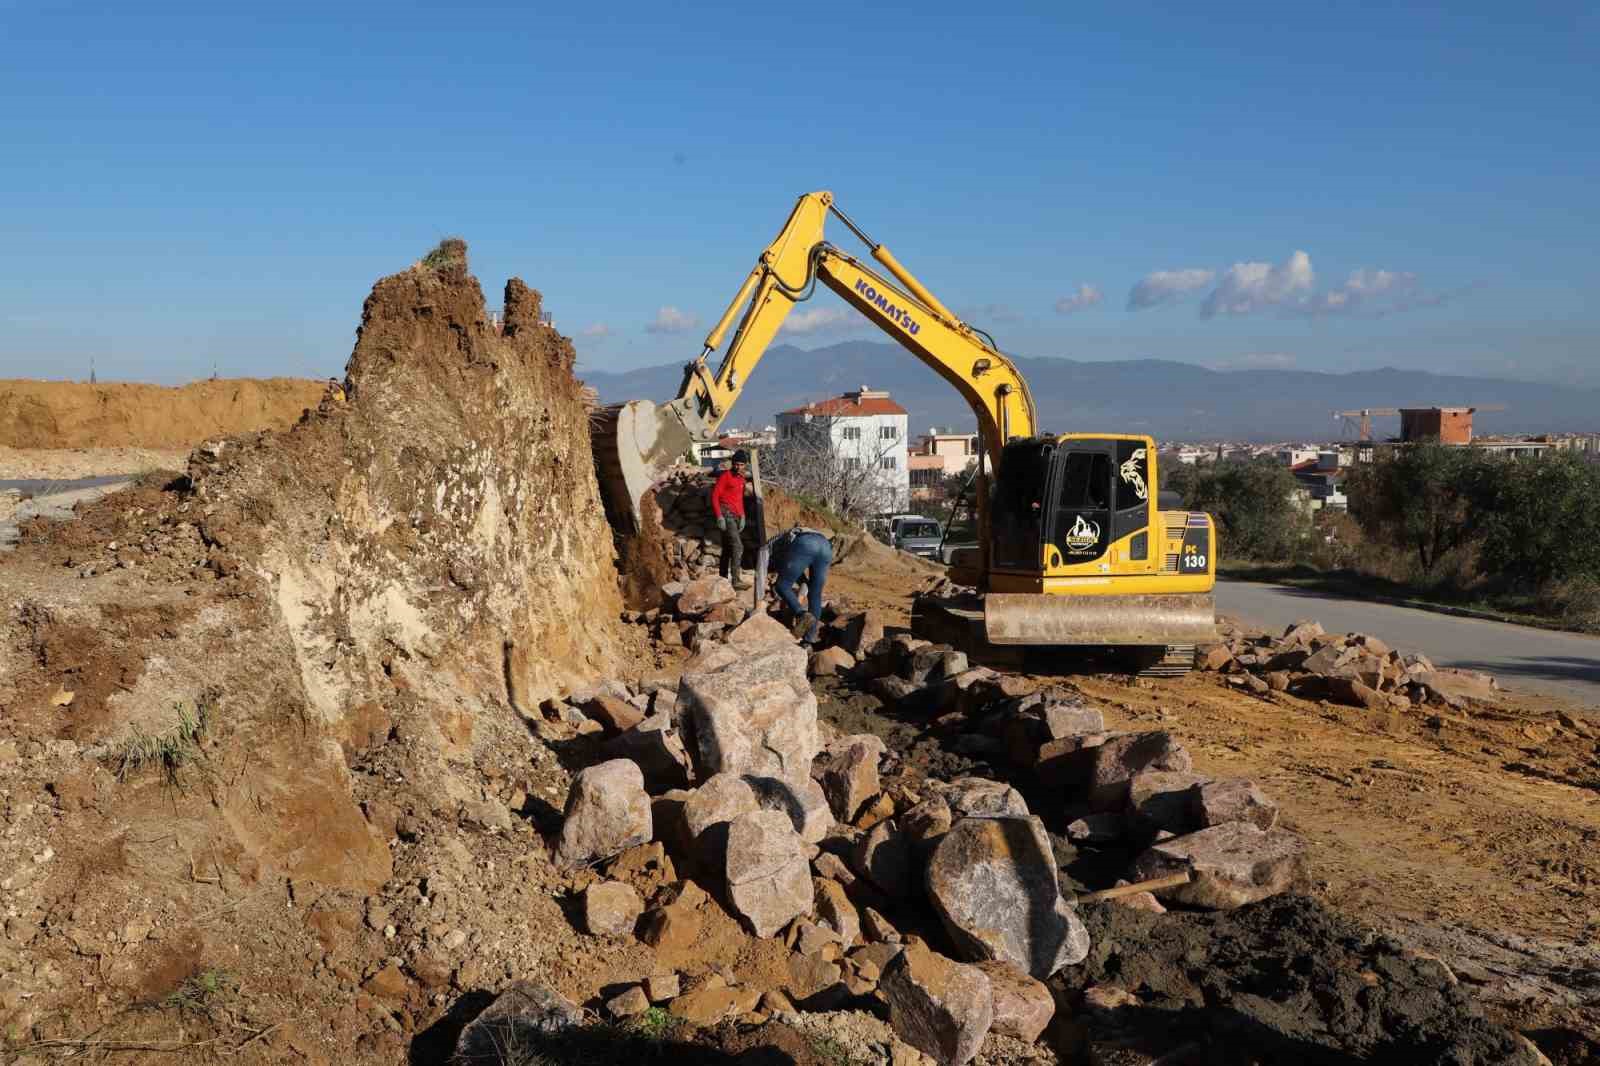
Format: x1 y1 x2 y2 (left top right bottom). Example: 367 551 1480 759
0 243 638 1061
0 377 325 449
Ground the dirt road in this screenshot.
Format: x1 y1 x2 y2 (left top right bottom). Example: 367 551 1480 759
1218 578 1600 712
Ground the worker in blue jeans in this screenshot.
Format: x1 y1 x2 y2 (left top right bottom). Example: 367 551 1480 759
768 527 833 644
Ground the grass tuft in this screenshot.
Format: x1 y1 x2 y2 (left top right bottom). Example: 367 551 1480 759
159 968 234 1016
116 698 212 784
420 237 468 273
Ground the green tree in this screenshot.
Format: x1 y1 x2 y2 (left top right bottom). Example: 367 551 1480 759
1345 443 1482 577
1465 451 1600 587
1184 460 1313 562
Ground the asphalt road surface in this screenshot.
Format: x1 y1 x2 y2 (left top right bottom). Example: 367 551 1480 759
1216 578 1600 711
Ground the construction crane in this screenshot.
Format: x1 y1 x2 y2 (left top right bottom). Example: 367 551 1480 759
1333 404 1506 442
1333 407 1400 441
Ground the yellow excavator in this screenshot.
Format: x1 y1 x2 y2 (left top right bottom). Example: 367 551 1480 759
594 191 1216 669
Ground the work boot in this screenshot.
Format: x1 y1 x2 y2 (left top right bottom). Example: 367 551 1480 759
731 572 752 590
789 612 817 640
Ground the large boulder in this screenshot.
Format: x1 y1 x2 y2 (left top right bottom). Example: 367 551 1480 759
1087 731 1193 810
601 711 691 792
454 981 582 1063
818 735 884 824
556 759 651 868
1125 770 1211 835
678 642 819 782
1130 822 1308 910
934 777 1029 819
745 774 833 844
1191 778 1279 831
879 939 994 1066
974 960 1055 1043
582 880 643 937
926 816 1090 978
841 609 886 657
852 818 914 898
725 809 814 937
681 772 760 865
727 611 792 646
676 574 737 617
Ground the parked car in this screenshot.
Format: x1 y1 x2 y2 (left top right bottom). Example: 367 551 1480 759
891 517 944 559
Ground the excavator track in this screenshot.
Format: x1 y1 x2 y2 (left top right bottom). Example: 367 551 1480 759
1132 643 1198 678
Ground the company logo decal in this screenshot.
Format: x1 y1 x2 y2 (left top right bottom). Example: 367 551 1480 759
1064 514 1102 553
1120 448 1148 501
853 279 922 336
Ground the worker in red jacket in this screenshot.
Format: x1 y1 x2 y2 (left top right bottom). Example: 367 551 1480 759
710 450 752 589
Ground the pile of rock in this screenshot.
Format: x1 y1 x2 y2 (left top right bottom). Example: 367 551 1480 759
538 600 1316 1064
1198 619 1500 711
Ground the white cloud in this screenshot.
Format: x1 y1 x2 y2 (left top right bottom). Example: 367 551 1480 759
644 306 700 335
580 322 612 338
1127 268 1215 310
1208 352 1296 371
1301 268 1455 317
1200 250 1314 318
1054 284 1104 314
779 307 858 336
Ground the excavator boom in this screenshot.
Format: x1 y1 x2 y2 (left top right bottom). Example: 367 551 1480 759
593 191 1035 533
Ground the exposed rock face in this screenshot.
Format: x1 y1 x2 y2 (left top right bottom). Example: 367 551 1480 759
454 980 583 1062
196 253 626 726
926 816 1090 978
879 939 995 1066
725 809 814 937
975 960 1055 1043
556 759 652 868
678 642 819 782
1131 822 1308 909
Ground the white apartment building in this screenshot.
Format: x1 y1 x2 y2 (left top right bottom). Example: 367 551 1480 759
776 387 910 511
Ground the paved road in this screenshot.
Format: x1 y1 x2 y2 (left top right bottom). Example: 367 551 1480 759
1216 578 1600 711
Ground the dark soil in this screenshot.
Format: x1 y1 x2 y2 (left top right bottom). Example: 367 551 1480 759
1064 893 1549 1065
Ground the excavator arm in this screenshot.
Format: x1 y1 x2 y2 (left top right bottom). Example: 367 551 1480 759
595 191 1038 532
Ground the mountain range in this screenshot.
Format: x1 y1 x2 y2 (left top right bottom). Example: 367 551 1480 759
581 341 1600 442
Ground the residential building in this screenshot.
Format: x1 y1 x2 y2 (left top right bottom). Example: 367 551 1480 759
776 387 910 510
1289 450 1348 510
908 429 979 502
1400 407 1474 444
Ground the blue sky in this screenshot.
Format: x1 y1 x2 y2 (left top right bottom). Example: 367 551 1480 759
2 1 1596 385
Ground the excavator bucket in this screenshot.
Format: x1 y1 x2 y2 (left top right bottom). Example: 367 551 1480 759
591 398 696 534
982 592 1217 646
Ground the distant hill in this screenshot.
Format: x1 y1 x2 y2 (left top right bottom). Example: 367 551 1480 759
580 341 1600 442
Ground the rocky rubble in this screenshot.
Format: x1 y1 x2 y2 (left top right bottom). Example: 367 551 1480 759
1198 618 1502 711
